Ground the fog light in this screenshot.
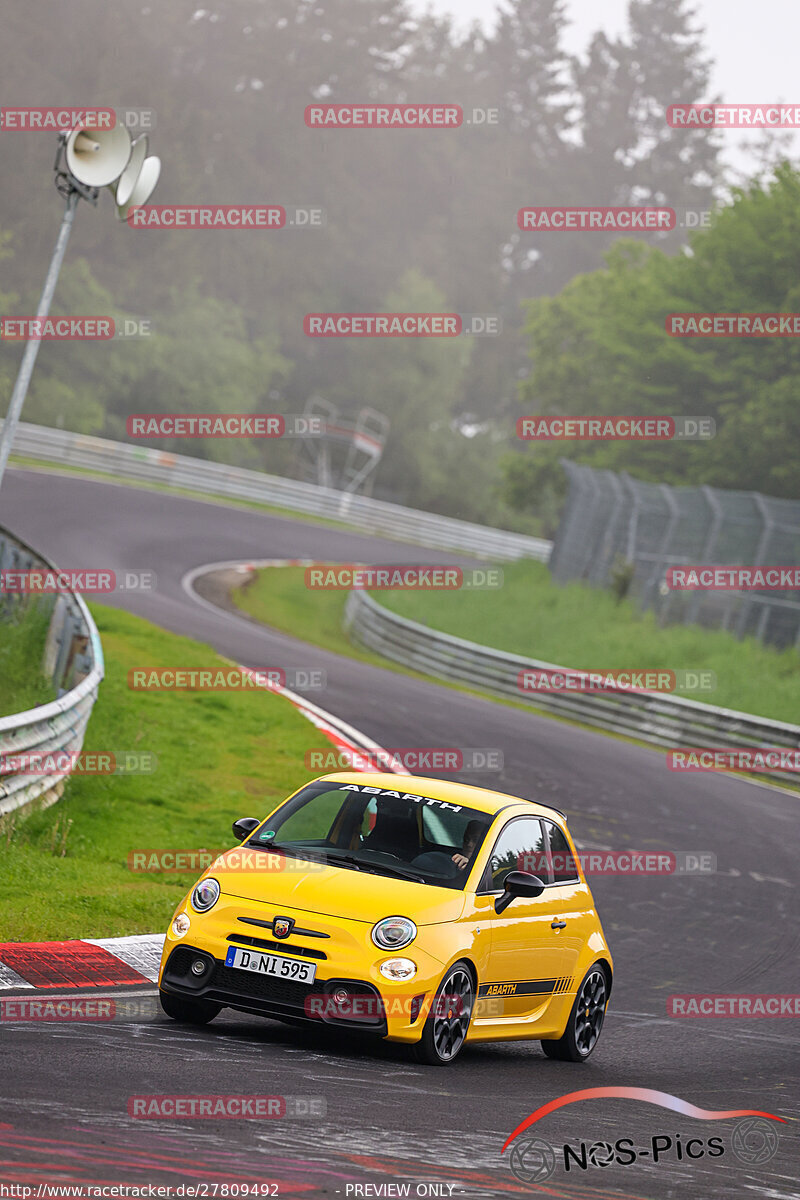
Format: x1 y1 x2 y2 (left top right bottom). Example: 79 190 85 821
191 959 206 976
332 987 349 1006
171 913 190 937
379 958 417 981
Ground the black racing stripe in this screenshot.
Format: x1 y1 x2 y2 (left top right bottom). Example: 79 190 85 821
478 979 558 998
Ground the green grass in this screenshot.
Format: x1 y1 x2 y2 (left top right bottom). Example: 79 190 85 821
234 561 800 724
381 561 800 722
0 602 56 717
0 604 335 940
234 565 380 664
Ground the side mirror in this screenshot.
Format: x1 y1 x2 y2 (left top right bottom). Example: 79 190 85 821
495 870 545 914
232 817 261 842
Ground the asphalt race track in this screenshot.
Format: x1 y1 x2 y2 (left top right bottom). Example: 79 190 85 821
1 467 798 1198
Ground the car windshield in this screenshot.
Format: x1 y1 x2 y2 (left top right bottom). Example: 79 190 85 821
246 781 495 890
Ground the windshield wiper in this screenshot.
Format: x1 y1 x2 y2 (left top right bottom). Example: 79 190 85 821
323 852 425 883
366 862 427 883
321 852 368 873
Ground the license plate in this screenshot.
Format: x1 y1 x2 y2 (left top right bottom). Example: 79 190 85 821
225 945 316 984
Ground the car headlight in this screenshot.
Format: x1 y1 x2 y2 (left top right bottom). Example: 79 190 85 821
380 958 417 981
191 877 220 913
372 916 417 950
171 912 191 937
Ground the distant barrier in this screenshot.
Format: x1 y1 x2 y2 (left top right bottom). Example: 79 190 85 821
344 589 800 784
0 526 104 820
5 421 552 563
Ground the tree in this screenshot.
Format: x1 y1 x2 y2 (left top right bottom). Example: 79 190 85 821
502 163 800 510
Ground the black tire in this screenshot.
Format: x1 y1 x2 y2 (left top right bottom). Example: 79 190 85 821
413 961 474 1065
159 988 221 1025
541 965 608 1062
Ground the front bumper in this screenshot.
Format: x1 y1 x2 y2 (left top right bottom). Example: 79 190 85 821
161 944 433 1040
160 892 453 1041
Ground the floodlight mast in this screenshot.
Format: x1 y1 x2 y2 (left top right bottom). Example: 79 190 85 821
0 145 88 494
0 124 159 496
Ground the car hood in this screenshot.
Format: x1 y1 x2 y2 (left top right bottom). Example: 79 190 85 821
208 847 466 925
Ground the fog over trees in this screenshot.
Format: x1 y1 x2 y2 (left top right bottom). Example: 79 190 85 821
3 0 794 528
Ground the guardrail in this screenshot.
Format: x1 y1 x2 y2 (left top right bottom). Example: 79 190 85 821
0 526 104 821
5 421 552 563
344 590 800 783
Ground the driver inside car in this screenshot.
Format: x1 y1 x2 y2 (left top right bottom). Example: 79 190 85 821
450 819 484 870
409 817 485 877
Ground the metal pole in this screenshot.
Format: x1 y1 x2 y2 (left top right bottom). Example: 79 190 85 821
0 189 80 495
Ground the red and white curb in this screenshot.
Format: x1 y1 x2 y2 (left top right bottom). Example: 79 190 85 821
0 934 164 991
1 642 402 992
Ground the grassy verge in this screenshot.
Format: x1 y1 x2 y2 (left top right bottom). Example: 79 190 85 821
0 604 334 940
0 602 56 717
234 562 800 724
234 565 384 665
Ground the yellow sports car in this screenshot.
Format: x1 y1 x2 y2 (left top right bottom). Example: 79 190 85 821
158 772 613 1065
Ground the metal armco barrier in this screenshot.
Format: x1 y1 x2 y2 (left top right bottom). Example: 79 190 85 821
0 526 104 820
5 421 551 563
344 589 800 784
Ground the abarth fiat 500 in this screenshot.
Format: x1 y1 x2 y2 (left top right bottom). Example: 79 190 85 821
158 772 613 1064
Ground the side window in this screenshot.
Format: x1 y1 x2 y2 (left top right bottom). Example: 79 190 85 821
545 820 580 883
485 818 548 891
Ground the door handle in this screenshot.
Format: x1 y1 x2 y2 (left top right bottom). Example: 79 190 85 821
551 919 566 930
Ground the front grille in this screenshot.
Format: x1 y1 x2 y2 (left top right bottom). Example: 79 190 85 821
211 962 325 1008
226 933 327 960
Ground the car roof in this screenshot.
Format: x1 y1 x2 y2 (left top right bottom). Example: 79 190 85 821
316 771 567 822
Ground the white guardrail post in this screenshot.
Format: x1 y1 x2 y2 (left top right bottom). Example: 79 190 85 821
5 421 552 563
343 589 800 784
0 525 104 821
